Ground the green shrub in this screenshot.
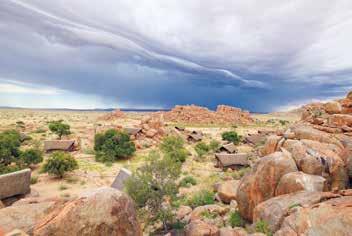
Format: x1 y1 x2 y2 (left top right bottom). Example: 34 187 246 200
209 140 220 152
221 131 241 145
20 148 43 166
160 136 188 162
125 151 181 231
229 211 245 227
94 129 136 163
30 176 39 184
179 176 197 188
42 152 78 178
187 190 215 208
48 120 71 139
255 220 272 236
194 142 210 157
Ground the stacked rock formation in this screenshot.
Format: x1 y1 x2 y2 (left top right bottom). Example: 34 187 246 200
160 105 253 125
131 115 166 148
236 91 352 235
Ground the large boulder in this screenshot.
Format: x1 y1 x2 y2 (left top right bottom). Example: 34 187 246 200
324 101 342 114
275 172 326 196
275 195 352 236
0 199 62 234
185 220 219 236
217 180 240 204
219 227 248 236
33 187 141 236
236 151 298 221
253 191 339 233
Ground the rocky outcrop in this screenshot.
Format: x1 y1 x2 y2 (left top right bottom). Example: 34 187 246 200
159 105 253 125
33 187 141 236
275 195 352 236
236 151 298 220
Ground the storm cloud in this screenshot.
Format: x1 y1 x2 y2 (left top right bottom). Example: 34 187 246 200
0 0 351 111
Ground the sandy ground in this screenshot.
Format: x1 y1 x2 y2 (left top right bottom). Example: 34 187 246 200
0 108 300 200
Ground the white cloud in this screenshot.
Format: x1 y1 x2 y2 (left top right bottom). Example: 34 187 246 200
0 79 62 95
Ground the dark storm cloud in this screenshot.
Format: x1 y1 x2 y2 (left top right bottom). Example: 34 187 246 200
0 0 352 111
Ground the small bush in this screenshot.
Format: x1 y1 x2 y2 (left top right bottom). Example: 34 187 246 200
160 136 188 162
255 220 272 236
222 131 241 145
187 190 215 208
194 142 210 157
94 129 136 163
209 140 220 152
59 184 69 191
229 211 245 227
20 148 43 166
0 130 21 166
48 120 71 139
179 176 197 188
42 152 78 178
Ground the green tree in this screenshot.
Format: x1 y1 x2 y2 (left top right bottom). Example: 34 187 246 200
125 151 182 231
42 151 78 178
221 131 241 145
48 120 71 139
20 148 43 166
94 129 136 163
160 136 188 162
0 130 21 166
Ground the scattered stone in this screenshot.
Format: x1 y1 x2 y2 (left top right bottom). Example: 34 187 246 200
219 227 248 236
185 220 219 236
190 205 227 222
217 180 240 204
111 168 132 191
176 205 192 222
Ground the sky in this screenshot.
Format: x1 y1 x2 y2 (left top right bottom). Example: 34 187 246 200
0 0 352 112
